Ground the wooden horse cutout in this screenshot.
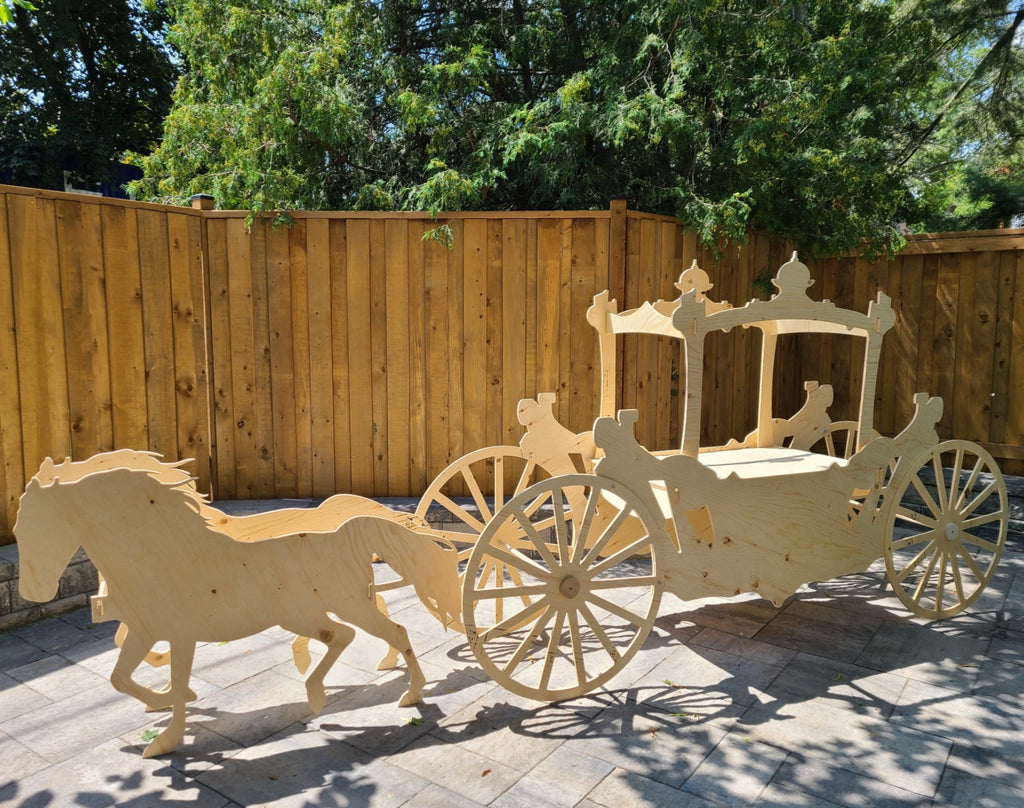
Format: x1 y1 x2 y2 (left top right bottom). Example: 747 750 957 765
15 453 462 757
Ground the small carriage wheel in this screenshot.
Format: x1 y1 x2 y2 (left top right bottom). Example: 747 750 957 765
809 421 880 460
463 474 664 702
884 440 1007 619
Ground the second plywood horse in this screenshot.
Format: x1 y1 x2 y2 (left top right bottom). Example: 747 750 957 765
15 452 462 757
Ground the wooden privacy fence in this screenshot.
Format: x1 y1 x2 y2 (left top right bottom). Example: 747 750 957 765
1 183 1022 543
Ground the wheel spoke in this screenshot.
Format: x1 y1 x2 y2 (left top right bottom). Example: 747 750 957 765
478 596 551 642
890 528 937 551
570 486 602 564
910 474 942 520
502 604 556 674
508 506 561 570
912 547 942 602
567 608 587 687
948 446 965 511
538 609 566 692
956 543 986 581
477 544 551 583
473 583 550 600
950 550 966 605
588 536 653 577
462 467 494 523
960 480 999 520
578 601 621 663
432 492 487 532
894 538 938 585
932 454 949 512
960 531 1002 553
934 550 948 609
552 487 571 561
586 593 647 627
954 456 985 510
512 459 537 498
581 504 633 567
894 505 937 529
961 511 1004 532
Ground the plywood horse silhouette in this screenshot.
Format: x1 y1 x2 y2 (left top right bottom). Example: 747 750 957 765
15 453 463 757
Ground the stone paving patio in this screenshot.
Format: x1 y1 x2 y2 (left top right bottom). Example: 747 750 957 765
2 539 1023 807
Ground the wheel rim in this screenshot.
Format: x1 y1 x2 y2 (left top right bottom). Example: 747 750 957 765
464 475 663 701
885 440 1007 619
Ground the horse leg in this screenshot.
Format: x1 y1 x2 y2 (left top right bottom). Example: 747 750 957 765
303 623 356 714
355 610 425 707
374 593 401 671
142 640 196 758
291 635 312 675
110 629 172 710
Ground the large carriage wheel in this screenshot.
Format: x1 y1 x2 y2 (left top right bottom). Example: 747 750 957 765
884 440 1008 619
464 475 664 701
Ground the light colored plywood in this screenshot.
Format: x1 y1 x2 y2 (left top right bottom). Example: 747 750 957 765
55 199 113 459
307 218 336 496
15 451 462 756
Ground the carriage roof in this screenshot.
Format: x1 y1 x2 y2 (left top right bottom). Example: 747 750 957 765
587 253 896 457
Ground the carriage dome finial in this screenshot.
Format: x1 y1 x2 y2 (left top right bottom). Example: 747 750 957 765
675 259 714 299
772 252 814 299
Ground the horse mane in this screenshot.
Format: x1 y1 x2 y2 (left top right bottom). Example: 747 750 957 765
34 451 211 520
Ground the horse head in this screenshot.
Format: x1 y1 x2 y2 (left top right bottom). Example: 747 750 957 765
14 474 80 602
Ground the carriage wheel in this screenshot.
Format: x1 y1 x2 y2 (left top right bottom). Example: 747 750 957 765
464 475 664 701
884 440 1007 619
809 421 879 460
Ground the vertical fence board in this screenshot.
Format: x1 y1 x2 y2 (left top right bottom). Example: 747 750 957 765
306 218 335 496
385 219 411 495
1007 251 1024 450
205 218 234 497
933 252 961 436
346 220 374 494
246 221 274 497
989 250 1017 444
329 220 353 493
267 223 298 496
289 221 314 496
486 221 505 444
407 222 428 492
463 219 489 454
369 220 389 495
0 195 25 530
447 220 465 473
55 199 112 459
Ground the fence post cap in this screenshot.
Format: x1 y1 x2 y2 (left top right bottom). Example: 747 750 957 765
189 194 215 210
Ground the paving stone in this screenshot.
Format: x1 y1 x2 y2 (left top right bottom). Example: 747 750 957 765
0 631 47 669
754 601 885 664
560 703 731 790
661 593 780 638
891 678 1024 759
769 751 928 807
638 641 785 717
681 733 788 807
585 767 716 807
2 681 154 763
118 719 245 777
736 696 950 797
855 618 990 689
0 728 49 783
398 782 492 808
197 723 429 807
3 737 230 807
946 741 1024 792
753 782 847 807
0 671 52 723
191 632 302 689
491 745 614 808
59 608 120 640
986 625 1024 665
689 626 799 669
12 612 98 655
387 732 520 803
762 652 909 720
9 652 107 701
187 668 315 749
972 657 1024 703
932 765 1024 808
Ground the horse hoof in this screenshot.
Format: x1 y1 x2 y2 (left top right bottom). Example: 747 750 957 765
142 730 181 758
306 685 326 714
398 690 421 708
376 653 399 671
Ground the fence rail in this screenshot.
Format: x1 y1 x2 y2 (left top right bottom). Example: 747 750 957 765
1 183 1022 543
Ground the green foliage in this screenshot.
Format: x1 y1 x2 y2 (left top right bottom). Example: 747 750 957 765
0 0 178 189
133 0 1020 251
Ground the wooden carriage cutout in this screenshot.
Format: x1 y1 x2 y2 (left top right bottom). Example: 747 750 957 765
16 253 1008 754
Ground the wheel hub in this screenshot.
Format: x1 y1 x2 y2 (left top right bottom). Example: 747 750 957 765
943 521 960 542
559 575 581 599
